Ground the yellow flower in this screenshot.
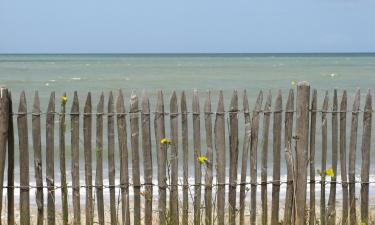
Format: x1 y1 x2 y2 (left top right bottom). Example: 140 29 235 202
160 138 171 145
61 96 68 106
197 156 208 164
325 168 335 177
291 80 296 86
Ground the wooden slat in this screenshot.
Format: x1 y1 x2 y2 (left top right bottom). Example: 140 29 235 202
250 91 263 225
193 90 202 225
32 91 43 225
116 90 130 225
215 90 225 225
18 91 30 225
295 82 310 225
0 87 9 225
141 91 152 225
261 91 271 225
7 91 14 225
46 92 55 225
228 91 239 225
130 92 141 225
327 89 338 224
107 91 116 224
283 89 295 225
349 89 360 225
71 91 81 225
95 93 105 225
339 91 348 225
181 91 189 225
169 91 179 225
239 90 251 225
59 92 69 225
84 93 93 225
271 91 282 225
155 90 167 224
360 90 372 224
320 91 329 225
309 89 318 225
204 91 213 225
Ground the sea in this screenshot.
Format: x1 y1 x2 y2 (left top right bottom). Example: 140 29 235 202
1 53 375 206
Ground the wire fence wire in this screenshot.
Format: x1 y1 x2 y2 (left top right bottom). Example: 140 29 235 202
9 109 374 116
2 179 374 190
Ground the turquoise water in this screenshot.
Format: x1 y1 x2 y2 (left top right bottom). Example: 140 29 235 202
1 53 375 201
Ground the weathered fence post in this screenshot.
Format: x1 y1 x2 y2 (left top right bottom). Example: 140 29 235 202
117 90 130 225
239 90 251 225
261 91 271 225
0 87 9 225
295 81 310 225
339 91 348 225
327 89 338 225
32 91 43 225
250 91 263 225
155 90 166 224
59 92 69 225
96 93 105 225
360 90 372 225
18 91 30 225
228 90 239 225
193 90 202 225
46 92 55 225
215 90 225 225
7 90 14 225
349 89 360 225
130 92 141 225
71 91 81 225
271 90 282 225
107 91 116 224
141 91 152 225
309 89 318 225
283 89 294 225
169 91 179 225
204 90 213 225
321 91 329 225
181 91 189 225
84 93 93 225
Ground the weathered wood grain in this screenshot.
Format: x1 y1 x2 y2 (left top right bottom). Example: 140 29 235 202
239 90 251 225
360 90 372 224
46 92 55 225
83 93 93 225
71 91 81 225
283 89 295 225
204 90 213 225
261 91 271 225
228 91 239 225
349 89 360 225
32 91 43 225
18 91 30 225
339 91 348 225
141 91 152 225
215 90 225 225
250 91 263 225
271 90 282 225
181 91 189 225
169 91 179 225
295 82 310 225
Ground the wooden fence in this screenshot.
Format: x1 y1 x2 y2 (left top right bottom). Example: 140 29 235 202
0 82 373 225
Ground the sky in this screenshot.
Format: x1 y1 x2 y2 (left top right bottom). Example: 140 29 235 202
0 0 374 53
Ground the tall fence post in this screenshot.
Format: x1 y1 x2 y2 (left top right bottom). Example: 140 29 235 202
295 81 310 225
0 87 9 225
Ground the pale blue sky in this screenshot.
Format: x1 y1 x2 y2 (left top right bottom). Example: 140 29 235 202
0 0 374 53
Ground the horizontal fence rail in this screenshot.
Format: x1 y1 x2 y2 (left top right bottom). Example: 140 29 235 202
0 82 374 225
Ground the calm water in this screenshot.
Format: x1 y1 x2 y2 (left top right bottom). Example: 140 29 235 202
1 53 375 202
